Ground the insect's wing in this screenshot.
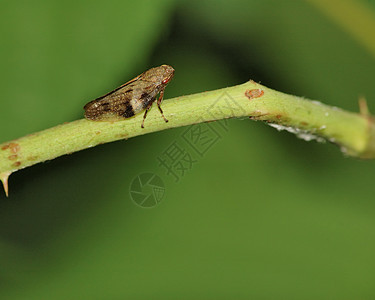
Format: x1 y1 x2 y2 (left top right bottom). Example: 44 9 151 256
83 73 143 121
88 74 142 103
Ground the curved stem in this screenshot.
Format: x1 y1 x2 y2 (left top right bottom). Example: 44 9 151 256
1 80 375 196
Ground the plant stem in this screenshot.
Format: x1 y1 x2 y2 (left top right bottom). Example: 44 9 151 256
1 80 375 196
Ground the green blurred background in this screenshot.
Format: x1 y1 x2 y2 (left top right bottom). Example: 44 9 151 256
1 0 375 299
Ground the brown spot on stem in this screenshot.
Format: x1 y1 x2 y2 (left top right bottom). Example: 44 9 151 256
1 144 10 150
245 89 264 100
12 161 21 167
300 121 308 126
276 115 282 119
249 112 269 120
8 155 18 160
9 143 20 153
27 155 39 161
116 133 129 138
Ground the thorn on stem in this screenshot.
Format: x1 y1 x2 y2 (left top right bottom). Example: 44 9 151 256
358 95 370 116
0 172 11 197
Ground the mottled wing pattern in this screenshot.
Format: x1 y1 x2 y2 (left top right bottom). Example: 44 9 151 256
89 74 142 103
83 65 174 127
84 75 144 121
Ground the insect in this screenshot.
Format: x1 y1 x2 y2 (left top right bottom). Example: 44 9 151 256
84 65 175 128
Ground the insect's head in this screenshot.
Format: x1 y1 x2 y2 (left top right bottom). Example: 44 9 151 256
160 65 175 84
143 64 175 87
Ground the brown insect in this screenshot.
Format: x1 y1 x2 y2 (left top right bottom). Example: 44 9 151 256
84 65 175 128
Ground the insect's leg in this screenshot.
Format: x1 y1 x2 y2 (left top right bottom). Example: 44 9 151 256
157 89 168 123
141 101 154 128
141 102 153 128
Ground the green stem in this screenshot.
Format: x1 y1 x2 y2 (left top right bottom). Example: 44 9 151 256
1 80 375 196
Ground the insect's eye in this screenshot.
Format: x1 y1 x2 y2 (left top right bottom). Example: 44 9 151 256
162 77 170 84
